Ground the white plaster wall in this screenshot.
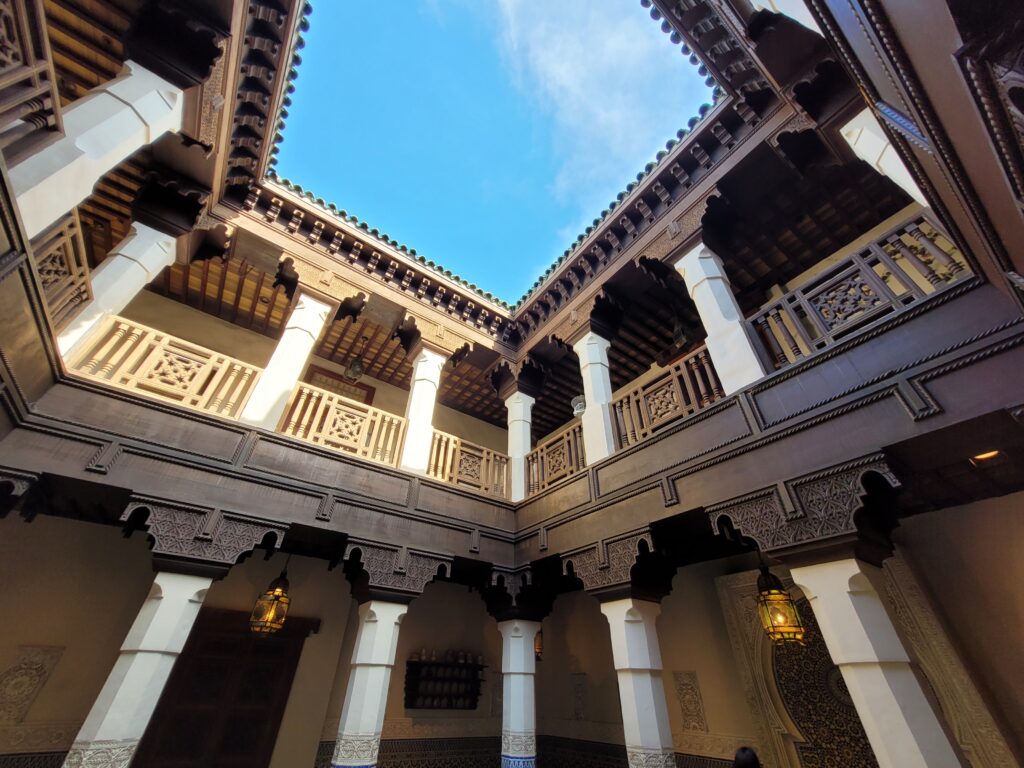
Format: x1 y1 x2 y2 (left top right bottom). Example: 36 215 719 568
121 290 508 451
535 591 625 744
658 561 760 751
897 491 1024 755
0 515 154 753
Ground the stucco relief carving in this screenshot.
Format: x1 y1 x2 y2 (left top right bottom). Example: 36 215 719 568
0 719 79 754
708 455 898 551
672 671 708 732
0 646 63 725
884 554 1017 768
63 739 138 768
561 531 653 592
122 498 286 565
332 733 380 764
501 729 536 757
345 540 450 595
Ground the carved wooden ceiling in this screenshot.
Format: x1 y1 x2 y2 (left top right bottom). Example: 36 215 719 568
704 148 915 314
43 0 141 106
76 152 148 268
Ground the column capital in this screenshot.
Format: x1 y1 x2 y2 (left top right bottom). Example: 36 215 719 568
673 243 731 296
491 356 545 401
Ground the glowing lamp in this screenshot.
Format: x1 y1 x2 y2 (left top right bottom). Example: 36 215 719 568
756 567 804 645
250 571 290 634
534 629 543 662
969 450 1001 467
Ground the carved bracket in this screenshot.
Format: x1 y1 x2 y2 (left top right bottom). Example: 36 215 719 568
343 538 451 601
707 454 900 553
122 496 287 573
560 529 654 595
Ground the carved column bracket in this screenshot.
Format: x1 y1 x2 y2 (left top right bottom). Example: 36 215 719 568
490 357 546 401
706 455 900 557
342 538 451 603
0 466 38 517
560 529 672 601
132 165 211 238
125 0 229 90
121 496 287 576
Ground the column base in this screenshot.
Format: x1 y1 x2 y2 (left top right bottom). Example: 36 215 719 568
625 746 676 768
63 739 138 768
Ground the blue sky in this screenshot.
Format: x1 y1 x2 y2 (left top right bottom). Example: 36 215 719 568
275 1 712 303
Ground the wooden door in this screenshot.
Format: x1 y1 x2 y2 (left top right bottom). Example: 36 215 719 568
134 608 317 768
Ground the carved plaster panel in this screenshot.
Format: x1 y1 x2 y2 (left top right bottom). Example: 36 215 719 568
0 647 63 725
332 733 380 765
884 553 1018 768
671 671 708 733
0 720 79 755
625 747 676 768
501 729 536 757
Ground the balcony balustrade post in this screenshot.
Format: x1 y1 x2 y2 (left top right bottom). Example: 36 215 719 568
58 223 176 358
790 559 960 768
11 61 185 240
399 344 448 474
908 224 963 276
674 244 767 394
572 331 618 464
505 391 535 502
240 290 333 430
61 571 211 768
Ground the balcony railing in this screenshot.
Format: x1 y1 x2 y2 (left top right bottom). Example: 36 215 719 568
611 345 723 450
427 430 510 499
31 213 91 331
279 383 406 467
0 0 62 164
526 420 585 496
70 315 262 418
749 213 971 370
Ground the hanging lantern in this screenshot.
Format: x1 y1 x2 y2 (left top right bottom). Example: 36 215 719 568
571 395 586 417
250 570 291 634
756 567 804 645
534 629 544 661
343 335 369 383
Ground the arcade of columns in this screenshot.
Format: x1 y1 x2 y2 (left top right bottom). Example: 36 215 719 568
0 8 970 766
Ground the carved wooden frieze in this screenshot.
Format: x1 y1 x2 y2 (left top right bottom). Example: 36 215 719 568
706 455 899 552
344 539 451 597
560 530 653 593
122 497 287 566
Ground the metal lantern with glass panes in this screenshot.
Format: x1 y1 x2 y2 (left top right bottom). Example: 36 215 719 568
250 571 290 634
756 567 805 644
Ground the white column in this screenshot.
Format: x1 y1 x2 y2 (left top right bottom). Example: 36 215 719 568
675 245 767 394
240 290 333 430
841 109 928 207
572 331 616 463
398 345 447 474
57 222 176 358
62 571 211 768
790 559 960 768
750 0 822 33
600 598 675 768
497 620 541 768
331 601 408 768
12 61 184 240
505 392 534 502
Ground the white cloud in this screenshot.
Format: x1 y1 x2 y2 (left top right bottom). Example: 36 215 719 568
494 0 709 218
